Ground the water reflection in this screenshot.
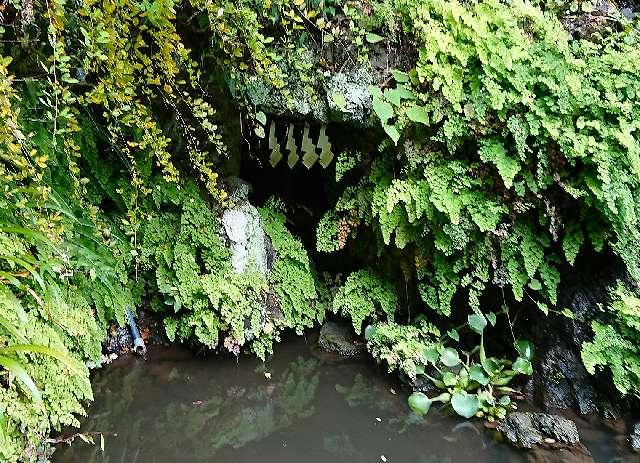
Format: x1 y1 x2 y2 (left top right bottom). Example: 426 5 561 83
55 339 525 462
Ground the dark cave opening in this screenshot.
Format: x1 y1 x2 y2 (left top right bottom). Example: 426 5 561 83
237 119 377 276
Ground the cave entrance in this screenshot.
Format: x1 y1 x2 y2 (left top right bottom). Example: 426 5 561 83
237 118 374 275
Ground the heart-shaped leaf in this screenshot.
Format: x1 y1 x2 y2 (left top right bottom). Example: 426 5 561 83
408 392 431 416
383 123 400 145
451 392 480 419
365 32 385 44
405 105 429 125
390 69 409 83
372 95 394 123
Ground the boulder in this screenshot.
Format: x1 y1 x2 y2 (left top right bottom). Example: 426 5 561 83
221 178 270 276
220 178 276 341
246 72 329 123
324 68 375 126
498 412 593 462
317 321 366 357
630 422 640 452
499 412 581 449
535 344 598 415
528 269 624 416
560 0 628 39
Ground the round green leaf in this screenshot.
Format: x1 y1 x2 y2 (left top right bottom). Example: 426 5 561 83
451 392 480 419
364 324 376 341
468 313 487 334
440 347 460 367
408 392 431 416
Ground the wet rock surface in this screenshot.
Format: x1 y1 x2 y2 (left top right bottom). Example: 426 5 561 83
317 321 367 357
528 269 624 416
559 0 638 39
534 343 598 415
630 422 640 452
499 412 581 449
499 412 593 462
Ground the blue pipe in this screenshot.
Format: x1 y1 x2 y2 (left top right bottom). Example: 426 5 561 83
125 307 146 356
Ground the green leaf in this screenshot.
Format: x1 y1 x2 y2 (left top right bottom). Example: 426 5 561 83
440 347 460 367
513 357 533 375
528 279 542 291
423 347 439 364
0 315 27 344
0 344 85 376
0 355 41 403
408 392 431 416
331 93 347 111
364 324 376 341
479 139 519 189
442 371 458 386
468 313 487 334
384 85 415 107
372 95 394 124
514 340 535 361
365 32 385 44
486 312 497 326
481 357 500 376
563 228 584 265
256 111 267 126
447 329 459 341
390 70 409 83
405 105 429 125
451 392 480 418
368 85 383 99
383 124 400 145
535 301 549 315
469 364 490 386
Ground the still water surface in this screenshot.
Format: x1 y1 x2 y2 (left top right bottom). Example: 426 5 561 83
54 337 631 462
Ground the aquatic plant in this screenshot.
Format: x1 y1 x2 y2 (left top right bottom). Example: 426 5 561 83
401 314 534 420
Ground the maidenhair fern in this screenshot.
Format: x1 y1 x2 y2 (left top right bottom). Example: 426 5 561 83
581 283 640 397
332 270 397 333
